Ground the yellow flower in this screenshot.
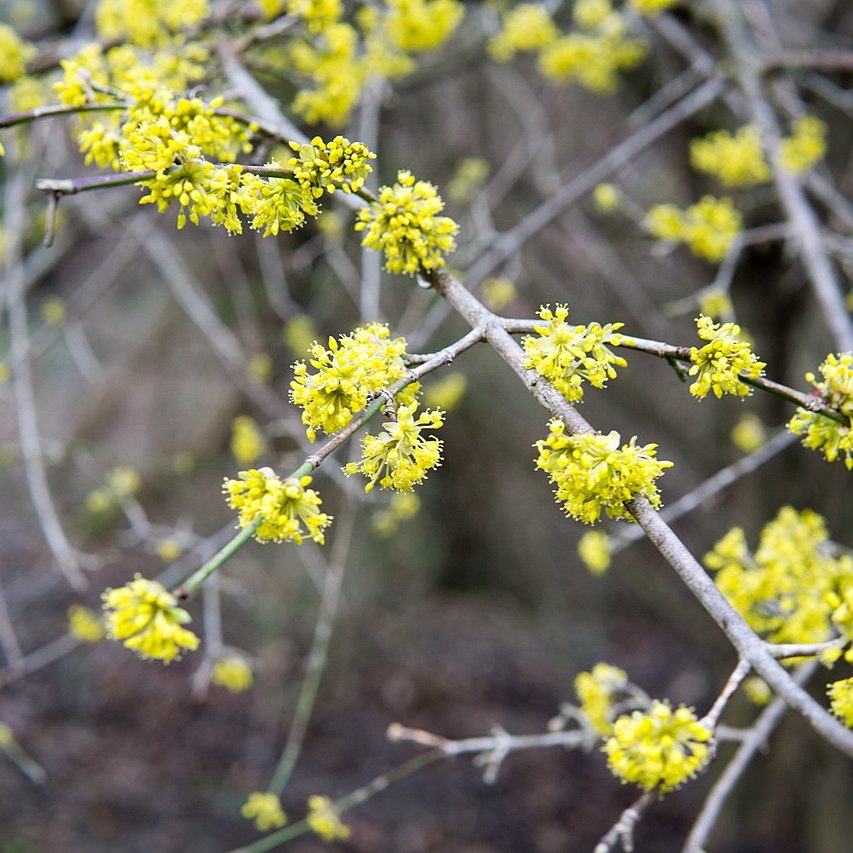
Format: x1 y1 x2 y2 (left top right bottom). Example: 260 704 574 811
223 468 332 544
593 183 620 212
690 125 771 188
779 116 827 174
230 416 268 465
575 663 628 735
687 315 765 399
307 795 350 841
283 315 319 358
156 538 183 562
604 701 713 791
102 575 200 663
241 791 287 831
578 530 612 574
211 656 254 693
68 605 106 643
488 3 558 60
290 323 413 441
787 353 853 469
343 402 444 492
646 196 742 262
828 678 853 727
481 277 517 311
385 0 464 52
523 304 627 402
0 24 35 83
731 414 766 453
535 421 672 524
424 373 466 410
355 170 458 276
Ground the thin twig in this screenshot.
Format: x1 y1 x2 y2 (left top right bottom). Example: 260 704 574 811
683 661 819 852
268 504 355 794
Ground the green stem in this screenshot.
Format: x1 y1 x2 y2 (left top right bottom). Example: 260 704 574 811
176 519 260 599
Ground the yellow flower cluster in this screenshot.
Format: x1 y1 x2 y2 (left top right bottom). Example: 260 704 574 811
86 465 142 514
481 277 517 311
779 116 827 174
102 575 200 662
577 530 612 574
424 372 466 410
211 656 254 693
96 0 208 47
0 23 35 83
705 507 853 648
787 353 853 469
828 678 853 727
539 20 647 94
241 791 287 831
575 663 629 735
230 416 268 465
283 315 319 358
371 491 421 537
523 304 627 402
604 701 713 792
343 402 444 492
356 170 459 275
593 182 620 212
67 605 106 643
286 22 363 124
223 468 332 544
690 125 771 188
306 795 350 841
646 196 742 262
488 3 559 61
288 135 376 195
385 0 465 52
687 315 765 399
447 157 490 204
731 413 767 453
290 323 414 441
697 286 734 321
534 421 673 524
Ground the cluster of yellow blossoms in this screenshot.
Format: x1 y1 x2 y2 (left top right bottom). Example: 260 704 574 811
241 792 287 831
101 575 199 662
290 323 414 441
690 118 827 186
259 0 464 125
306 795 351 841
787 353 853 469
569 664 714 791
646 196 742 262
779 116 828 174
577 530 613 574
575 662 630 735
230 416 268 466
211 656 254 693
0 23 35 84
355 170 459 275
95 0 208 48
223 469 332 545
687 315 766 399
343 402 444 492
705 507 853 650
534 420 672 524
604 701 713 792
690 125 771 188
523 305 627 402
489 0 675 94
